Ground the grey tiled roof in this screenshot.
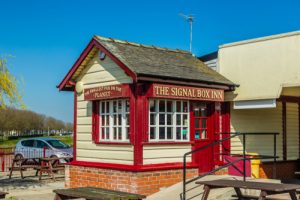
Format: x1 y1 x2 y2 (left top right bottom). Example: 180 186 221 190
94 36 234 86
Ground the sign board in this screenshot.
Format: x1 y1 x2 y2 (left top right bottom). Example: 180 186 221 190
84 84 130 101
151 84 224 102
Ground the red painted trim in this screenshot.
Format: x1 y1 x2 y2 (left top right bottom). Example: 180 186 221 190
58 38 137 91
94 142 132 145
221 102 231 158
142 142 194 145
69 160 198 172
299 102 300 159
73 91 77 161
92 101 99 143
133 83 145 166
282 100 287 161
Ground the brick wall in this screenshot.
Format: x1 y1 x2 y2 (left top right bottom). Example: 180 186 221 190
65 165 198 196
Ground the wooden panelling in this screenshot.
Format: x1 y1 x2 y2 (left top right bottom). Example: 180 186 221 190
143 144 191 164
286 103 299 160
230 102 283 161
74 50 134 164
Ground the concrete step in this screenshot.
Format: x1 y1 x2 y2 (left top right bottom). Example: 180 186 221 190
146 175 282 200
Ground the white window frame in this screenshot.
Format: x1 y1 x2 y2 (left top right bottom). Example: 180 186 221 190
99 99 130 142
149 99 190 142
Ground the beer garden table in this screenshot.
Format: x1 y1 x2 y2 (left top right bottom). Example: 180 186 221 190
196 179 300 200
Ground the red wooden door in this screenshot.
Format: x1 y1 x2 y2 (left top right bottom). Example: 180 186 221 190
191 102 215 173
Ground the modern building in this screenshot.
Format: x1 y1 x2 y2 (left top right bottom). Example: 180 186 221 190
58 36 236 195
200 30 300 179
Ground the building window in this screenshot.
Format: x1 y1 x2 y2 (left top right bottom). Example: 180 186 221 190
149 99 189 141
99 99 130 142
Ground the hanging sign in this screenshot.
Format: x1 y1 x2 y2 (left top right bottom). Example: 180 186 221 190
84 84 130 101
151 84 224 102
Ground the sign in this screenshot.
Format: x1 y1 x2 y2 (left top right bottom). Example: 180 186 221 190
84 84 130 101
151 84 224 102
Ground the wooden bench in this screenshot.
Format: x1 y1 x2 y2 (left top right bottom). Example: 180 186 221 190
0 191 8 199
39 157 65 181
53 187 146 200
196 180 300 200
9 158 40 179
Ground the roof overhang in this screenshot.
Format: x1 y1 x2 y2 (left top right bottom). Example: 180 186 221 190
57 37 137 91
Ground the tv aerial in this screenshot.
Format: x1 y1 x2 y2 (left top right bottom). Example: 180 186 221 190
179 13 195 53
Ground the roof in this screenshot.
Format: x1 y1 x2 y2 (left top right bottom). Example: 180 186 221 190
220 30 300 49
198 51 218 62
58 36 235 90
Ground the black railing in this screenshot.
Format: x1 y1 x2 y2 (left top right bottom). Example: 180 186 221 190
181 132 279 200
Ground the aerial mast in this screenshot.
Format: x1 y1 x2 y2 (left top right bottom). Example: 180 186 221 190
179 13 195 53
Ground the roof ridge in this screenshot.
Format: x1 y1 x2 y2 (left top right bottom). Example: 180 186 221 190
94 35 191 54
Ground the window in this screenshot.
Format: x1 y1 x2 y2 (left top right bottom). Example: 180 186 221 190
149 99 189 141
99 99 130 142
35 140 49 149
21 140 34 147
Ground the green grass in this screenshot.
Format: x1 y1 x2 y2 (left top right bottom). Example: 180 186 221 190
0 135 73 148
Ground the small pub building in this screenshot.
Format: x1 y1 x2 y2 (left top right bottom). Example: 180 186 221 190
58 36 235 195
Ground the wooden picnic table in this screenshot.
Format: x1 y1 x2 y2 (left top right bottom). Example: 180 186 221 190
53 187 146 200
0 191 8 199
38 157 66 181
196 180 300 200
9 157 67 181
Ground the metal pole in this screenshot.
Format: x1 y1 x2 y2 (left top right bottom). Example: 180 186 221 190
243 133 246 182
273 134 277 179
183 155 186 200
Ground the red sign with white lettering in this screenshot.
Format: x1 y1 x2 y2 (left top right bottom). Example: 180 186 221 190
84 84 130 101
150 84 224 102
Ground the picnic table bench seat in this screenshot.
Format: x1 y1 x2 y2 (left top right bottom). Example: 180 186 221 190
53 187 146 200
196 180 300 200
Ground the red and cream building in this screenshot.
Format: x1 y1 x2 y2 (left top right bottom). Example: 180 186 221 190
58 36 235 195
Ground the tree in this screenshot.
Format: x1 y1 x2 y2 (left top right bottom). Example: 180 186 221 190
0 57 24 108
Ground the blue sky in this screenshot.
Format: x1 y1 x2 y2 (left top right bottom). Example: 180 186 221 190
1 0 300 123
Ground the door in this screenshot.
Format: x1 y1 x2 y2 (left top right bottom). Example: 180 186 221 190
191 102 215 173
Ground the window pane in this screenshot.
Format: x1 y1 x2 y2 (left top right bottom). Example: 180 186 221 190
166 101 172 112
113 128 117 140
118 114 122 125
150 127 156 139
101 116 105 126
125 100 130 112
149 100 155 112
195 130 200 139
113 115 117 125
183 114 188 126
182 127 188 140
126 128 130 140
183 101 188 112
101 102 105 113
106 115 109 126
126 114 130 125
159 101 165 112
202 119 207 128
101 128 105 139
176 114 181 125
176 128 181 140
167 114 172 125
106 102 110 113
150 114 155 125
159 127 165 139
176 101 181 112
159 114 165 125
202 130 207 139
167 127 173 139
106 128 110 139
195 119 199 128
118 128 122 140
118 101 122 113
113 101 117 113
200 108 207 117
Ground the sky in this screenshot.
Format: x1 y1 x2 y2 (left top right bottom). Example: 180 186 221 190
1 0 300 123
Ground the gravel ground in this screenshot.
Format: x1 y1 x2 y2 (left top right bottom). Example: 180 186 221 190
0 170 65 200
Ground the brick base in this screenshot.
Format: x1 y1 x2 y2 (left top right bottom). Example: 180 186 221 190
259 161 298 179
65 165 198 196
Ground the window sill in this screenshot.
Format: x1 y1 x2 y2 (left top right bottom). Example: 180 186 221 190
142 141 194 145
94 141 132 145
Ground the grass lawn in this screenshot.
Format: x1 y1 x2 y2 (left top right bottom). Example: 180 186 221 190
0 135 73 148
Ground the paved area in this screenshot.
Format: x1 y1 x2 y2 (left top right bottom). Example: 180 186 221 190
0 170 65 200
